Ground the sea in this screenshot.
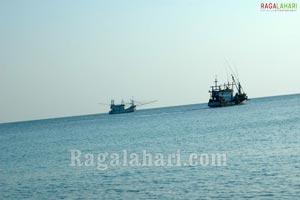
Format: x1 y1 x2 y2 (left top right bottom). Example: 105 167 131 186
1 94 300 199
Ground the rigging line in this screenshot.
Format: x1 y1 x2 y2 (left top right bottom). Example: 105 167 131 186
232 62 240 83
225 59 238 81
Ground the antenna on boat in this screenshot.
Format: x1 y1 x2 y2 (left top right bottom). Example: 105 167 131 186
215 75 218 87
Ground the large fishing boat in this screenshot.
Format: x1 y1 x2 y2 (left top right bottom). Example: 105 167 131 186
208 74 248 107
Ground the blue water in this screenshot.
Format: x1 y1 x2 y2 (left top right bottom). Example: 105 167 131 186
1 94 300 199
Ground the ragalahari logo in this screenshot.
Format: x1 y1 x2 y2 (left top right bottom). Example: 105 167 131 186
260 2 297 11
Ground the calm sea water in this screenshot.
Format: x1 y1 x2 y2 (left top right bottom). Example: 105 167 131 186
1 94 300 199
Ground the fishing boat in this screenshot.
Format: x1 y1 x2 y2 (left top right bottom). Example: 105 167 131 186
208 74 248 107
99 99 157 114
109 99 136 114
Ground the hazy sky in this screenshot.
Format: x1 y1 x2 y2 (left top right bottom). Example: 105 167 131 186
1 0 299 123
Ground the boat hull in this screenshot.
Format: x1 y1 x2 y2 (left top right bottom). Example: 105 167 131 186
208 94 247 108
208 100 246 108
109 106 136 114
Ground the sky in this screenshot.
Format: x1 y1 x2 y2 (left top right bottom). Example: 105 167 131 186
0 0 300 123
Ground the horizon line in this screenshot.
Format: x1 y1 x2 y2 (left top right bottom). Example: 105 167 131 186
0 92 299 125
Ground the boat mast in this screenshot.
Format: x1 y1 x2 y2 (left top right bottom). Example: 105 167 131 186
231 74 240 94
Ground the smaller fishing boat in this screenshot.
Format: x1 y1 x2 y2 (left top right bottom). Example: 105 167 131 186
109 99 136 114
99 99 157 114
